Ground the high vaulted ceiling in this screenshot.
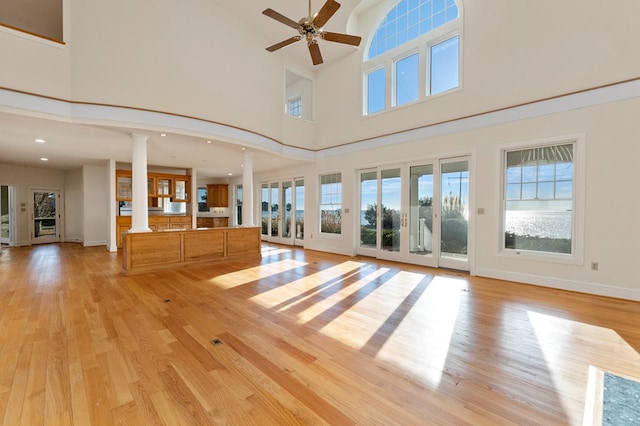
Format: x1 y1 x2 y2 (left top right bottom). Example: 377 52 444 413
1 0 379 178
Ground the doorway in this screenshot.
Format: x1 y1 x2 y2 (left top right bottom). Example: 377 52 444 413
261 178 305 246
357 157 471 271
1 185 15 246
32 189 61 244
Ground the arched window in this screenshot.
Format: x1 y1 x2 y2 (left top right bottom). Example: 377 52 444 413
364 0 461 115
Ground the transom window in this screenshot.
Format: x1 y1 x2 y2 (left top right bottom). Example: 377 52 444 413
364 0 461 115
368 0 459 60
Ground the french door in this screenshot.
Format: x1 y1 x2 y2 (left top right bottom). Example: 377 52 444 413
32 189 61 244
358 157 471 271
261 178 304 246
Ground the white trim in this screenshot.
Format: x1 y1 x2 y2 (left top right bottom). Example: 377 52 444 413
3 79 640 163
475 267 640 302
318 79 640 159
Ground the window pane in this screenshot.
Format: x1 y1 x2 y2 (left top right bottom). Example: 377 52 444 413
538 163 555 181
320 173 342 234
506 166 521 184
396 53 419 105
430 35 459 95
506 183 521 200
367 68 386 114
556 181 573 198
522 183 537 199
556 162 573 180
537 182 554 199
522 165 537 183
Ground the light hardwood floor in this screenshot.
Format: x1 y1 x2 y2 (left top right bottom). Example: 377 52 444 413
0 243 638 425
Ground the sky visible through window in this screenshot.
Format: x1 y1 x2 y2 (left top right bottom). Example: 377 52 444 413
368 0 459 60
365 0 459 114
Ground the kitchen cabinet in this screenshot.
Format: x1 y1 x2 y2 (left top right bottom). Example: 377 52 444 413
207 184 228 207
174 178 189 202
116 170 190 204
117 174 132 201
197 217 228 228
157 178 173 197
116 215 192 248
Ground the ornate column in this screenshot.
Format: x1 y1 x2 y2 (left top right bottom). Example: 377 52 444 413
130 134 151 233
242 151 254 226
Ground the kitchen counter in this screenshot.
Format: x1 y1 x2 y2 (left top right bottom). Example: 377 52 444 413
122 226 261 275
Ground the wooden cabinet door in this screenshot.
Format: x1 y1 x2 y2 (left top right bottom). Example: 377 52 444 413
207 185 228 207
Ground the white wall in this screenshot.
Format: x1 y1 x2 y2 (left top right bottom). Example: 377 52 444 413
69 0 288 145
65 168 83 242
315 0 640 149
83 164 109 246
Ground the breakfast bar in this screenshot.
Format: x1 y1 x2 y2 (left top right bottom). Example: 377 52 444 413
122 226 261 275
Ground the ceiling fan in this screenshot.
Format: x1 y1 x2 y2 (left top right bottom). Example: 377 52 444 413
262 0 362 65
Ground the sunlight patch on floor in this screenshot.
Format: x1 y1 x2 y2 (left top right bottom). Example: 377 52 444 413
294 266 390 322
249 261 367 309
260 246 293 257
317 270 427 347
209 258 307 289
375 276 463 387
527 310 640 425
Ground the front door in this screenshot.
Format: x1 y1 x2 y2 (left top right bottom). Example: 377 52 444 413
32 190 61 244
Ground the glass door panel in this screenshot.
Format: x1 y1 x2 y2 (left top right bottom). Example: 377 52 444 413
440 159 470 268
409 164 434 256
33 190 60 244
261 183 269 236
282 181 292 239
359 170 378 254
381 168 402 253
270 183 279 237
294 179 304 245
1 185 10 245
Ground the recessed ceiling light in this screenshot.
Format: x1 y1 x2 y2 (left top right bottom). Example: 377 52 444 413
40 157 49 161
35 138 46 144
206 140 212 144
228 173 233 176
160 133 167 137
241 147 246 151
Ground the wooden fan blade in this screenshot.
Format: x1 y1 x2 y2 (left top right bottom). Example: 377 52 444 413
312 0 340 28
322 31 362 46
266 36 302 52
262 8 300 29
308 41 323 65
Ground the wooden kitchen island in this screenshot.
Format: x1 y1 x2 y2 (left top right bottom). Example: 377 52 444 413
122 226 261 275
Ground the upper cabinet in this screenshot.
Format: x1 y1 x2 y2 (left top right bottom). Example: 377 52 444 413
157 177 173 197
116 170 190 203
117 173 133 201
174 178 189 202
207 184 228 207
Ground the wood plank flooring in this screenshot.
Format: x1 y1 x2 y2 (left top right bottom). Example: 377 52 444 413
0 243 639 425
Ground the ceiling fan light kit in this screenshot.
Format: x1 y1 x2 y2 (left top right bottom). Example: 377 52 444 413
263 0 362 65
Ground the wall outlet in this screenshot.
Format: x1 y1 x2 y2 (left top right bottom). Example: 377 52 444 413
591 262 599 271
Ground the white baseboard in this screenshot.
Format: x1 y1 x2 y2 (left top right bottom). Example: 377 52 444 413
475 267 640 302
83 240 107 247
